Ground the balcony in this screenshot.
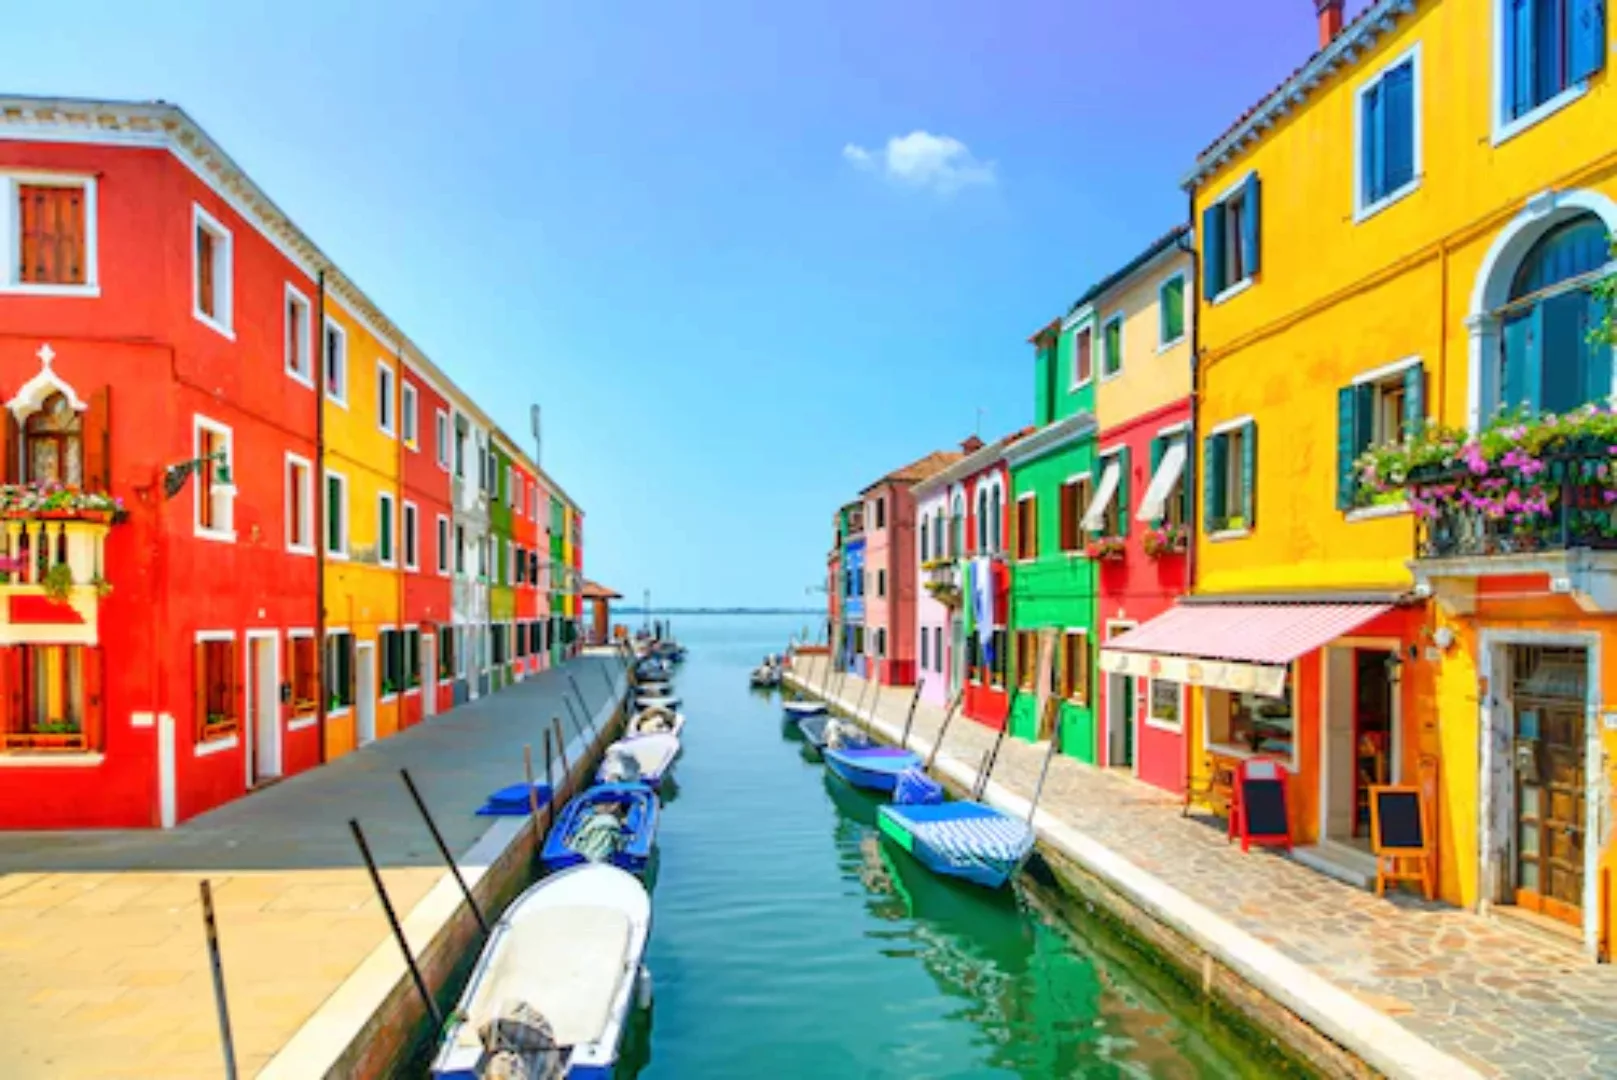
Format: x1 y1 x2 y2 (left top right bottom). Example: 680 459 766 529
923 560 962 606
1407 446 1617 613
0 514 113 646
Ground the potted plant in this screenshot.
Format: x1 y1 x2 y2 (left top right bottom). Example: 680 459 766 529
41 562 74 603
90 574 113 599
1142 524 1189 558
1084 535 1127 560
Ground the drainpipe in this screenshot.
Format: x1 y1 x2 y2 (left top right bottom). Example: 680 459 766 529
315 269 328 763
1182 199 1201 800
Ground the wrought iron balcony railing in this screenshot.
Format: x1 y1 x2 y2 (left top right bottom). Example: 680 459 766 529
1413 449 1617 560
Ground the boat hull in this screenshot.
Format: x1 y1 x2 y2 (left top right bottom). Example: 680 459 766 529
877 802 1035 889
540 783 660 875
822 746 922 793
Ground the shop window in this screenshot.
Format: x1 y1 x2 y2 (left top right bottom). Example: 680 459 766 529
289 635 317 718
1147 679 1183 730
25 391 82 487
1 644 98 752
194 636 237 742
1206 682 1295 758
325 631 354 712
1062 631 1090 706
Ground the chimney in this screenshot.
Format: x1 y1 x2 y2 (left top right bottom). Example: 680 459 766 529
960 435 985 454
1317 0 1344 47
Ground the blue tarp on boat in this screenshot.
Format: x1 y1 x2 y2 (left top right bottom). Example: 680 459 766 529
879 801 1036 889
823 745 922 793
893 767 945 806
476 781 554 817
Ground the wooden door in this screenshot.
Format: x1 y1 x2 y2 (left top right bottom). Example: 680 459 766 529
1510 647 1587 926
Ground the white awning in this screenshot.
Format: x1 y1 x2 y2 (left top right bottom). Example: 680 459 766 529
1135 440 1187 523
1080 460 1121 532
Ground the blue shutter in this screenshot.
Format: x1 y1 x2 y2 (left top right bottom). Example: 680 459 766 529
1336 387 1358 510
1202 204 1226 300
1240 173 1262 277
1571 0 1607 82
1363 81 1385 204
1383 61 1415 194
1533 0 1565 106
1507 0 1533 119
1240 422 1257 529
1501 307 1543 416
1402 362 1427 439
1204 435 1227 529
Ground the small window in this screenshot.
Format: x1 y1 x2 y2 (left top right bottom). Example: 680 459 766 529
921 626 929 669
1061 631 1090 705
402 501 419 571
285 286 312 383
435 410 450 470
1148 679 1184 729
380 629 402 697
192 206 233 335
402 383 418 447
437 515 450 575
438 626 455 680
325 631 355 711
1202 174 1262 300
876 628 886 658
194 416 236 539
1358 51 1419 215
455 524 466 574
1140 434 1190 528
325 470 349 556
1338 363 1425 510
405 628 421 689
1072 325 1093 386
989 629 1008 687
377 362 395 437
289 635 318 718
875 498 886 529
876 568 886 597
1016 630 1038 691
12 178 93 289
1499 0 1606 131
1158 275 1186 347
512 475 523 515
24 391 82 485
1204 422 1256 533
195 636 237 742
1016 495 1038 561
378 492 396 565
1059 476 1091 552
324 319 348 405
286 454 313 553
454 416 468 477
1101 315 1123 378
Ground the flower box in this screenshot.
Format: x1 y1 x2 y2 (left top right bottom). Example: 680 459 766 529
2 731 88 752
200 719 239 743
1084 536 1127 561
1142 525 1189 559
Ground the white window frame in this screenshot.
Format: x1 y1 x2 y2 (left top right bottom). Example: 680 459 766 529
1157 272 1187 351
401 382 418 449
323 318 348 408
1354 43 1423 223
193 414 237 542
284 283 313 387
1145 678 1186 733
378 491 397 567
377 360 396 438
436 514 451 576
325 468 350 559
285 452 314 555
1 172 99 297
194 629 240 753
378 624 399 703
1208 170 1257 306
1100 314 1124 380
402 499 419 572
1067 319 1095 391
435 409 450 471
286 628 319 732
1491 0 1592 147
512 475 523 515
191 204 234 339
1206 413 1255 541
1015 490 1038 563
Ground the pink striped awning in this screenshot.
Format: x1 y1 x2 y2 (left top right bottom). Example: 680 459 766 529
1100 603 1393 697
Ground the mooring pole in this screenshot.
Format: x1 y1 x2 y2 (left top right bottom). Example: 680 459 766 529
552 716 571 785
198 880 239 1080
975 722 1010 801
350 819 444 1029
899 682 924 750
975 693 1015 798
564 693 597 745
924 690 964 773
400 769 489 935
541 729 557 833
1026 701 1065 826
524 743 545 843
566 674 598 741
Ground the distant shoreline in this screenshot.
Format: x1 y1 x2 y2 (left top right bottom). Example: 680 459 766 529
617 608 821 616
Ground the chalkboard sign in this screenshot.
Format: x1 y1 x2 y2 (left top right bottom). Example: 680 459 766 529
1233 758 1291 853
1370 787 1426 853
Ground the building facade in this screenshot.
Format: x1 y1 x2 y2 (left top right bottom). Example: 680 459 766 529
0 98 586 829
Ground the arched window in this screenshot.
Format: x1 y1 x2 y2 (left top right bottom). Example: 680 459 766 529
976 487 988 551
935 508 945 559
950 495 964 556
1496 213 1613 418
920 519 929 564
983 481 996 549
25 392 82 486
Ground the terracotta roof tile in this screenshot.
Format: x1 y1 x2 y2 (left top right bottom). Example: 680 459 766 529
580 580 621 600
862 448 965 493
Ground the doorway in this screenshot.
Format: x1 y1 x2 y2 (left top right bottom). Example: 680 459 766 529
355 642 377 746
421 633 437 720
1104 622 1136 771
1507 645 1587 927
1322 645 1398 850
247 633 280 785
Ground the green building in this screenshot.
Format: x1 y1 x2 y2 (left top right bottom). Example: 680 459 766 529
489 439 515 690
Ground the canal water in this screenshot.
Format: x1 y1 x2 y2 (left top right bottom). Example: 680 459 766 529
615 613 1302 1080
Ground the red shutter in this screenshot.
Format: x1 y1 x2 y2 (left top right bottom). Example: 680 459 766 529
83 387 110 492
16 186 37 283
1 648 17 736
84 647 103 750
19 186 86 286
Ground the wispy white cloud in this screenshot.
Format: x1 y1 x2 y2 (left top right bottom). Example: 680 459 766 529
842 131 996 195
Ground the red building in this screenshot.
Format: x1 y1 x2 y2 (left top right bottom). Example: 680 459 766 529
0 110 321 827
402 365 454 724
956 451 1015 730
511 456 541 676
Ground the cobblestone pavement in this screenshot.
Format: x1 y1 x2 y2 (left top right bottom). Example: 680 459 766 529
0 657 623 1080
790 656 1617 1080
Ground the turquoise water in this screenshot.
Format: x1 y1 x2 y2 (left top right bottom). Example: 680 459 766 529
618 614 1300 1080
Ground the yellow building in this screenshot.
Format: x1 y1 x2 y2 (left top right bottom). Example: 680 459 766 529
321 296 405 757
1102 0 1617 957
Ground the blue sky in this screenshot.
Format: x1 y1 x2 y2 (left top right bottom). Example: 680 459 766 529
1 1 1362 608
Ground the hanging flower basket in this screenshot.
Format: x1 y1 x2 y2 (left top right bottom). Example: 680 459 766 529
925 581 962 606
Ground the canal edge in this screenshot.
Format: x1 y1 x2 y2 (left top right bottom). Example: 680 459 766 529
257 662 633 1080
784 668 1484 1080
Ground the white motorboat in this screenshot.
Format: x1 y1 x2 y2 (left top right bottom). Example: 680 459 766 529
626 704 685 739
596 732 680 788
430 863 652 1080
782 698 827 718
634 693 681 711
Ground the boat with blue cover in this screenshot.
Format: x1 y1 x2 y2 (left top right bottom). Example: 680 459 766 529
431 863 652 1080
877 800 1036 889
540 782 660 875
822 744 923 793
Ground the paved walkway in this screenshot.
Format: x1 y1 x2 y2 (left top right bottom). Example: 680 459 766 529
0 656 625 1080
788 655 1617 1080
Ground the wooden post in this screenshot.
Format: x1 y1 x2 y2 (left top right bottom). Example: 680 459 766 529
400 768 489 935
924 690 964 772
350 819 444 1029
198 880 239 1080
552 716 571 786
542 729 556 833
899 682 924 750
523 743 545 847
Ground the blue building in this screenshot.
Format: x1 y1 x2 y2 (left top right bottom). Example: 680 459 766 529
842 518 866 678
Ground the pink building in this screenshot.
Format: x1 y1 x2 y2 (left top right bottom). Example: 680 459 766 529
859 445 969 686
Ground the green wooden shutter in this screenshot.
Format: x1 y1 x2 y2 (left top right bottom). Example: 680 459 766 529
1116 446 1132 536
1241 174 1262 277
1403 362 1426 438
1336 387 1357 510
1204 435 1226 529
1202 205 1225 300
1240 422 1257 528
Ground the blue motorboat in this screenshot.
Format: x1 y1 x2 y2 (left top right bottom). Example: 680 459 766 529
877 800 1036 889
796 715 872 755
540 782 660 875
823 744 923 793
